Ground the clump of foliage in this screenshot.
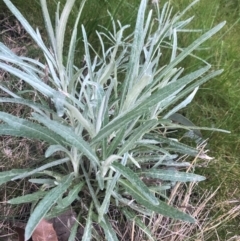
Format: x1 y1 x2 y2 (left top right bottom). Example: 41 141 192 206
0 0 227 240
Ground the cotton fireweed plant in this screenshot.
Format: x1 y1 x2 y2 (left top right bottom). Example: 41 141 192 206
0 0 227 240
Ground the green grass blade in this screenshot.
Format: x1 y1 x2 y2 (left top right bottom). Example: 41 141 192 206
112 162 159 205
24 174 74 240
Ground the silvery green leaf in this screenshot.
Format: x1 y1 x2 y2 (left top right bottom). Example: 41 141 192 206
122 73 153 111
92 67 215 145
118 119 158 155
52 91 66 117
2 0 56 64
101 155 122 177
0 169 29 185
56 181 84 208
120 0 147 110
0 97 53 117
164 87 199 118
140 169 206 182
112 191 152 216
66 0 86 80
106 127 126 156
128 154 141 168
40 0 56 54
119 179 195 223
98 154 128 223
8 191 47 204
0 62 55 97
45 145 71 158
0 113 63 145
82 203 93 241
32 113 99 169
12 158 70 180
56 0 76 75
25 174 74 240
112 162 159 205
28 178 55 185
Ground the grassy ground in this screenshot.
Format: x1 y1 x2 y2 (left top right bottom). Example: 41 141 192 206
171 0 240 238
1 0 240 240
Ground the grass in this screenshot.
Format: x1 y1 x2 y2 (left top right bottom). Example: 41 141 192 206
170 0 240 238
0 0 240 240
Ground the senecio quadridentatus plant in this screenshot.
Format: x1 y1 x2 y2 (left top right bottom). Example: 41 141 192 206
0 0 228 240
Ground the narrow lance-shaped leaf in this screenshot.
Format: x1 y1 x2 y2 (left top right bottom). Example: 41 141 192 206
24 174 74 241
57 181 84 208
118 119 158 155
112 162 159 205
40 0 56 55
0 112 63 144
0 97 55 118
2 0 56 65
119 179 195 223
120 0 147 110
158 21 226 79
0 169 29 185
32 113 100 169
0 62 55 97
45 145 71 158
140 169 206 182
98 154 128 223
92 66 211 145
56 0 76 75
12 157 70 181
82 202 93 241
66 0 87 80
8 191 47 204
